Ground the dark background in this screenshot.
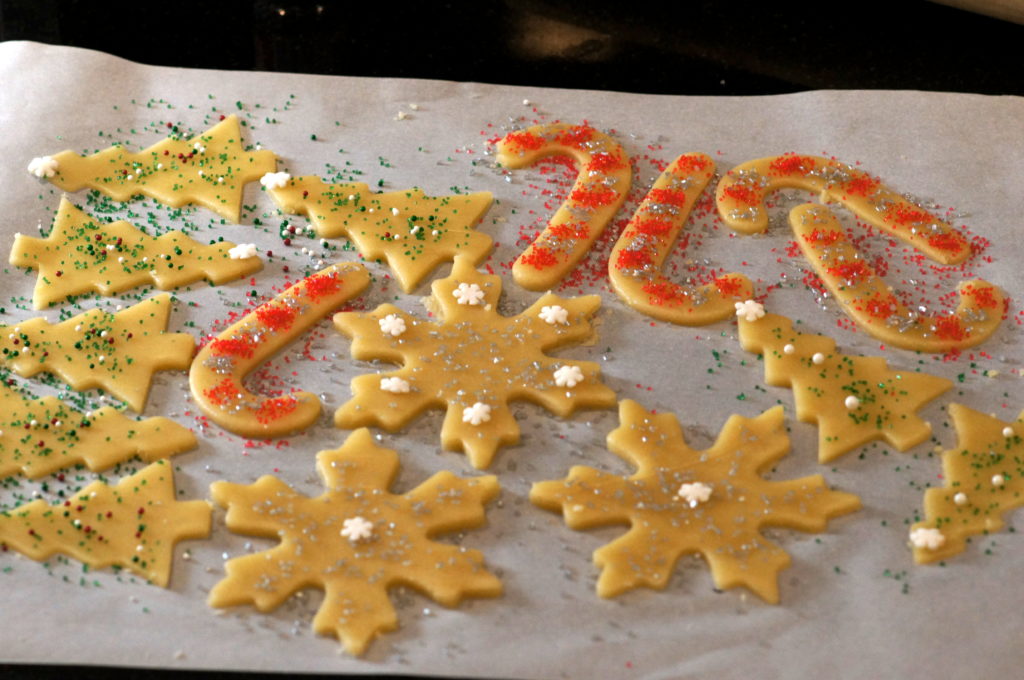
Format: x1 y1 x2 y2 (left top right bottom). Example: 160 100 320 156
0 1 1021 679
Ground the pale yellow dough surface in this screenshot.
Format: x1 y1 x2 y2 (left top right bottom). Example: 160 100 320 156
10 197 262 309
270 177 493 292
190 263 370 439
738 312 952 462
0 294 194 412
44 115 275 223
333 254 617 469
531 400 860 603
0 459 210 587
208 428 501 656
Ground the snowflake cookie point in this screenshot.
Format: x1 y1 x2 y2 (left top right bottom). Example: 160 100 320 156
208 428 501 656
531 400 860 603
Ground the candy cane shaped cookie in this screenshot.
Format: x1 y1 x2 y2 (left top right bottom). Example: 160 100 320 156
716 154 970 265
609 153 753 324
496 123 631 290
190 263 370 438
790 204 1003 352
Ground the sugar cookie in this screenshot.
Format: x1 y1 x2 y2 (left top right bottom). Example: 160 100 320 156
208 428 501 656
609 153 752 324
531 400 860 602
10 198 262 309
333 254 616 469
190 263 370 439
0 459 210 587
0 294 193 412
269 176 493 292
39 115 275 223
790 204 1004 352
737 310 952 462
716 154 970 264
496 123 631 291
910 403 1024 564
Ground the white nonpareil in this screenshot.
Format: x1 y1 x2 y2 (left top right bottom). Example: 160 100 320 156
340 516 374 542
380 376 411 394
844 395 861 410
27 156 59 178
909 527 945 550
553 365 584 388
734 299 765 323
260 171 291 189
453 282 485 306
539 305 569 325
378 313 407 337
462 402 492 425
227 243 258 260
677 482 712 508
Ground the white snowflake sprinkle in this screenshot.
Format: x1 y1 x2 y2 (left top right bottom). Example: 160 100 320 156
553 365 584 388
539 305 569 325
378 314 407 337
227 243 258 260
380 376 411 394
909 527 945 550
677 482 712 508
453 282 485 306
340 516 374 542
462 402 491 426
27 156 59 178
734 299 765 322
260 171 291 189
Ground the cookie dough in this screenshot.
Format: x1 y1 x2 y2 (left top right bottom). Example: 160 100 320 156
531 400 860 602
609 152 752 324
333 254 616 469
208 428 501 656
496 123 631 291
269 176 493 292
39 115 275 223
0 459 210 587
10 197 262 309
190 263 370 438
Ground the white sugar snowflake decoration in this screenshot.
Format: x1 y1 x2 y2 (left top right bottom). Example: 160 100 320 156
227 243 258 259
378 314 407 337
380 376 411 394
734 299 765 322
909 527 945 550
340 516 375 542
453 282 486 306
260 171 291 189
539 305 569 325
553 365 584 388
28 156 59 178
462 402 492 426
677 481 712 508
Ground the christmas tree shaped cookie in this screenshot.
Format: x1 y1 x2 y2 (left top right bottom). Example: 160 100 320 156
0 294 194 411
531 400 860 602
36 115 275 223
333 254 616 469
737 307 952 462
0 460 210 586
269 176 493 292
0 379 196 479
10 198 262 308
208 428 501 656
190 263 370 438
910 403 1024 563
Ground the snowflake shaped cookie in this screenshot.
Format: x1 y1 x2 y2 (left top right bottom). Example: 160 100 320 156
531 400 861 603
333 255 617 469
208 428 501 656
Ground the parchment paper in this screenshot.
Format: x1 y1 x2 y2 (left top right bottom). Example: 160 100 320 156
1 41 1022 679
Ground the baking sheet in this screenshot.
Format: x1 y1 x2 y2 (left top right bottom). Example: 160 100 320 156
1 41 1022 679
